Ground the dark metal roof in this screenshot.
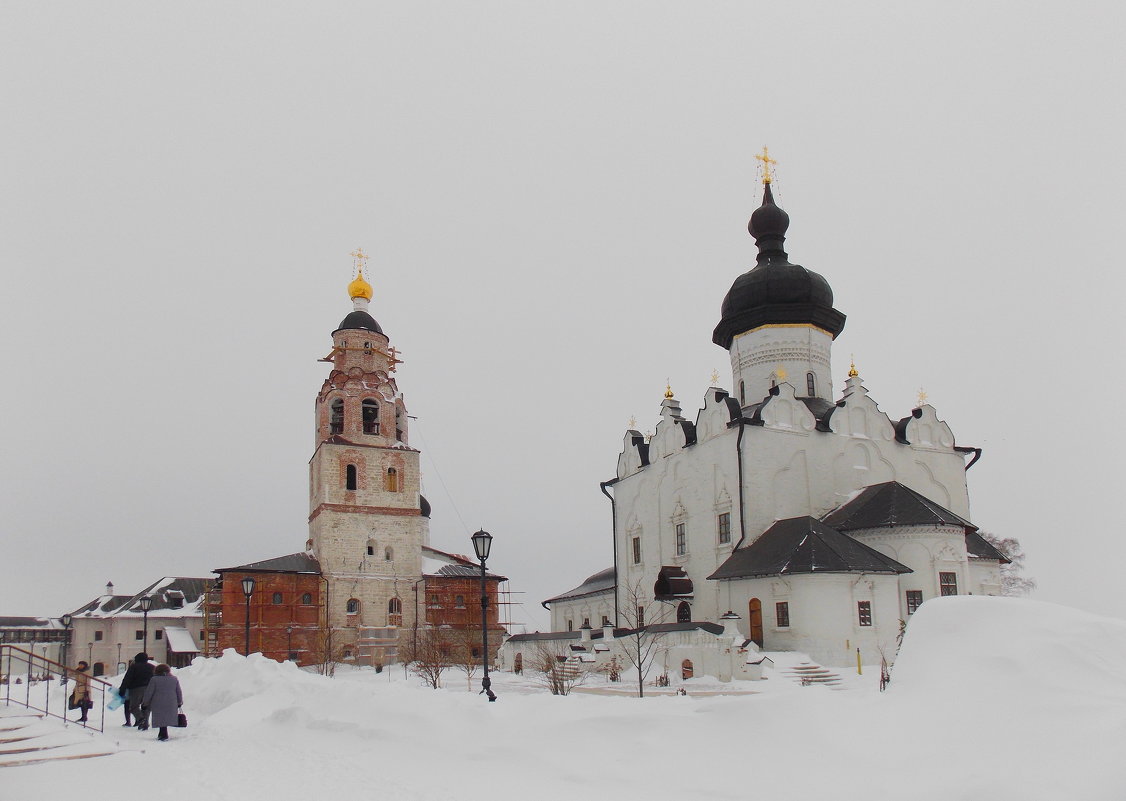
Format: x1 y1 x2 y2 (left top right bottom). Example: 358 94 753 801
966 530 1012 564
426 564 507 581
0 617 55 629
653 566 693 599
419 494 431 518
822 481 976 532
214 552 322 575
543 567 616 606
713 183 846 349
506 631 583 643
708 517 912 580
333 310 384 335
645 621 724 635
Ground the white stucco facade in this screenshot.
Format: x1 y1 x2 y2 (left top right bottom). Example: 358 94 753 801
543 180 1004 672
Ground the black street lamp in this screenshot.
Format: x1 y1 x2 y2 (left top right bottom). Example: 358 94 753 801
470 529 496 702
241 576 256 656
138 596 153 656
286 626 294 661
60 614 72 673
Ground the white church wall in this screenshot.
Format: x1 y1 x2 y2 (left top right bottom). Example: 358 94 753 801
729 324 834 405
722 573 901 667
850 524 970 619
549 592 615 633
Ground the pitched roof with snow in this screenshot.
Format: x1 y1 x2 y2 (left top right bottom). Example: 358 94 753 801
543 567 616 607
708 517 912 580
821 481 976 532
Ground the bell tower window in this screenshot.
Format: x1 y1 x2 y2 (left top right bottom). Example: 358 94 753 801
806 372 816 396
385 468 398 492
739 380 745 406
330 399 344 434
362 399 380 434
346 464 357 491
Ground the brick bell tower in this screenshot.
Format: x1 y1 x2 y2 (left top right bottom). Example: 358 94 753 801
308 250 427 659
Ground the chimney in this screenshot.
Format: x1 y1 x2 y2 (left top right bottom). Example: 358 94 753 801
106 581 115 596
579 622 592 643
602 620 615 642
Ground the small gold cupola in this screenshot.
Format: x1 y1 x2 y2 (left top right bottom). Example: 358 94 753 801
348 248 374 303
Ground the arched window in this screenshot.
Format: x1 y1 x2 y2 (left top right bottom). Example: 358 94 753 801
385 468 398 492
681 659 694 680
367 544 374 556
395 405 405 442
388 598 402 614
806 372 816 396
272 592 283 605
346 598 360 615
362 399 380 434
93 662 105 677
330 399 344 434
384 546 393 561
455 595 465 608
346 464 357 491
300 593 313 605
739 380 745 406
677 601 691 623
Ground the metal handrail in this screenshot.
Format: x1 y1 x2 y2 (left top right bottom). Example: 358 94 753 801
0 644 113 732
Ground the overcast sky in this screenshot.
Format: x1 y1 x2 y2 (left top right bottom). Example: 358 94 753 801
2 3 1124 630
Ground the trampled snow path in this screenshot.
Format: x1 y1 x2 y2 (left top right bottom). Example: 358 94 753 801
4 597 1125 800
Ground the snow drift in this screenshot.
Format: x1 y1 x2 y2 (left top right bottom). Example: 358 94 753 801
6 597 1126 801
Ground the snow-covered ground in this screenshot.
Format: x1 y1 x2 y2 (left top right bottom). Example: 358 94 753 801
5 597 1125 800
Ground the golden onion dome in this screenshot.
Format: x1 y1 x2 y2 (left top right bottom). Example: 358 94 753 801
348 269 373 301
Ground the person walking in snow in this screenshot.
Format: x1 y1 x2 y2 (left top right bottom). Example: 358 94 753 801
141 663 183 742
71 660 93 724
120 652 154 730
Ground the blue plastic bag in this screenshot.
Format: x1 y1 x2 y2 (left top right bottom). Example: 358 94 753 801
107 687 128 710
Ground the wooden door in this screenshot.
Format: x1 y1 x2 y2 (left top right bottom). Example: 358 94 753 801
748 598 764 647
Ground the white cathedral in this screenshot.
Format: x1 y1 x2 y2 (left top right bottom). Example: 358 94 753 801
527 172 1006 671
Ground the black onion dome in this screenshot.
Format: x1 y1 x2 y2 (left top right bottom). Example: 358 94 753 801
333 310 384 335
713 182 845 349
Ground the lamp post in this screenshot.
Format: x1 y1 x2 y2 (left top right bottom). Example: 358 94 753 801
241 576 256 656
286 626 293 661
470 529 496 702
60 614 72 672
138 596 153 656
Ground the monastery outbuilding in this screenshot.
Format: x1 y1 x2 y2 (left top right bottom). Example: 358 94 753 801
514 164 1006 673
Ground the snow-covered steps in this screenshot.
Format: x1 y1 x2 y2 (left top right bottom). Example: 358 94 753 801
0 708 117 768
781 662 844 688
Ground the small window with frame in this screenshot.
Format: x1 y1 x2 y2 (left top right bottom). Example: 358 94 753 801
857 601 872 626
775 601 790 628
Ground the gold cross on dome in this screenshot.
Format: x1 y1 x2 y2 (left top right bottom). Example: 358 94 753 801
917 388 928 407
755 146 777 184
351 247 369 275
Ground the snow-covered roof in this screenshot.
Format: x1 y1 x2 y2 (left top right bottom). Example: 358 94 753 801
163 626 199 654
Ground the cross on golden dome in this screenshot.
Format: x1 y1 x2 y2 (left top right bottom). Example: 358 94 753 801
755 146 778 184
351 247 369 275
664 381 674 400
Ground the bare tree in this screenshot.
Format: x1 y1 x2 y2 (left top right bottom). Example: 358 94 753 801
408 630 452 689
980 532 1037 596
450 630 481 691
307 627 343 677
531 642 593 696
617 581 672 698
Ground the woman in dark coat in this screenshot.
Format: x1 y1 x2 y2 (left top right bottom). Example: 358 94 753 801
141 663 183 742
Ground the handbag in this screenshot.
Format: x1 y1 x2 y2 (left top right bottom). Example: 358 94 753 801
176 711 187 728
68 691 79 710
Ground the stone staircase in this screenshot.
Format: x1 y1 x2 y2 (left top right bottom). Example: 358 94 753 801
781 662 844 688
0 708 117 768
